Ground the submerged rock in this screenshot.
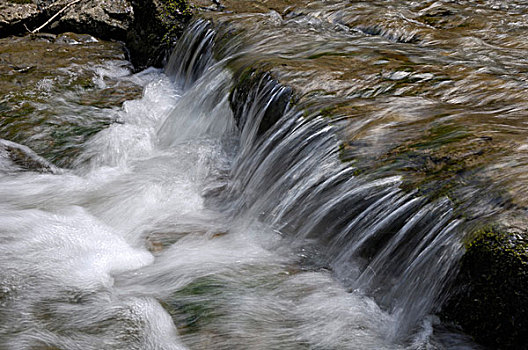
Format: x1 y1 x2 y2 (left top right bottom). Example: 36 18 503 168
186 1 528 347
0 138 59 173
0 34 143 167
230 70 293 137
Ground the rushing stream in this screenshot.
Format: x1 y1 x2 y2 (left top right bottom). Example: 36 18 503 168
6 0 528 348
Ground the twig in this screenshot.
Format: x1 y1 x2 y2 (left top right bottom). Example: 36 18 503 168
31 0 82 34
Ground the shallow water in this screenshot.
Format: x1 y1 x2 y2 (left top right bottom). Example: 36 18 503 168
196 0 528 217
6 0 525 348
0 39 478 350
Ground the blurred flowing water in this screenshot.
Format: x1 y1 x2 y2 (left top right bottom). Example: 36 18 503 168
6 0 528 348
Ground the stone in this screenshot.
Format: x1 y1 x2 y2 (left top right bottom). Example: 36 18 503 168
0 0 133 38
442 227 528 349
0 1 39 35
0 0 191 69
53 0 134 40
126 0 192 69
0 138 59 173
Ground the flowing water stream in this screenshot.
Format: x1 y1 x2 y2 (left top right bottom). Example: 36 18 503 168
6 0 528 348
0 35 474 350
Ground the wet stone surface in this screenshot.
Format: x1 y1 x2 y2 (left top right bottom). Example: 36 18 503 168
0 33 143 167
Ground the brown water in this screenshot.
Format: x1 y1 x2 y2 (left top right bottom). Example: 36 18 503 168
196 0 528 221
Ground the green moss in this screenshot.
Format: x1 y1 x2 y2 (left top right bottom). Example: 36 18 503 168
165 0 192 16
161 277 226 334
443 227 528 349
160 0 192 45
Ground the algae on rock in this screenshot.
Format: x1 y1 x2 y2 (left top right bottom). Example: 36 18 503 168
443 227 528 349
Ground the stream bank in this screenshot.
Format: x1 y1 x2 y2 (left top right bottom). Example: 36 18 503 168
0 0 191 68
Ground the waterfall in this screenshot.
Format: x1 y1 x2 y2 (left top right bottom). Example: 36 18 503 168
0 18 477 350
161 19 468 343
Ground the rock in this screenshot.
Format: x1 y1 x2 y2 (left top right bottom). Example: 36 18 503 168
126 0 192 69
0 139 60 173
0 34 142 167
0 0 191 69
51 0 134 41
0 1 39 35
0 0 133 39
230 70 293 137
442 227 528 349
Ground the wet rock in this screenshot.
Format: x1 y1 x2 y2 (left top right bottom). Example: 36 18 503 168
0 34 142 167
126 0 192 69
416 2 465 29
185 3 528 347
0 139 59 173
442 226 528 349
230 70 293 137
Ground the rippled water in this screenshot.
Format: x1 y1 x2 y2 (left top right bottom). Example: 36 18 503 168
0 33 143 167
1 52 404 349
5 0 527 349
197 0 528 219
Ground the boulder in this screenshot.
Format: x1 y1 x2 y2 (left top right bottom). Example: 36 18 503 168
0 0 191 69
126 0 192 69
0 1 40 35
51 0 134 40
0 0 133 38
442 226 528 349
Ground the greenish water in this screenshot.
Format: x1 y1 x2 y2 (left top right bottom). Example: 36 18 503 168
0 33 143 167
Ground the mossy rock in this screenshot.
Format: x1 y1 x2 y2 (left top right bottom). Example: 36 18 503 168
160 276 227 335
126 0 192 69
442 227 528 349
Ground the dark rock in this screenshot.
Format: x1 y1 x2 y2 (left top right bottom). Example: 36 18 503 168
0 1 39 35
0 0 191 70
126 0 192 70
0 0 133 39
442 227 528 349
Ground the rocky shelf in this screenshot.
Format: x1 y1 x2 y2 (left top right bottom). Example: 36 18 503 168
1 0 527 348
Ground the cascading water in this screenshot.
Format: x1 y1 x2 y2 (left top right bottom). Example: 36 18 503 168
0 18 478 350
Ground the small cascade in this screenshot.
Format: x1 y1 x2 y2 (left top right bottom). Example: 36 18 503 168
0 14 483 350
163 19 466 341
165 20 217 90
